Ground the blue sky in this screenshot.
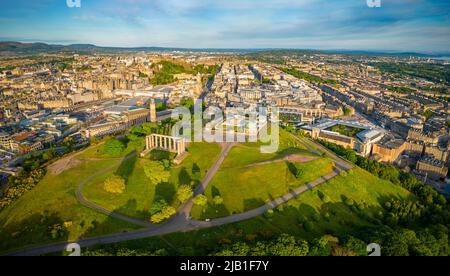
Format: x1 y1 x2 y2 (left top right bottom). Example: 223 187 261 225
0 0 449 52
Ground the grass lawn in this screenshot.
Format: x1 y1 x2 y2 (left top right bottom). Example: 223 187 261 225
79 167 412 256
191 158 334 220
81 142 222 220
222 128 315 169
264 167 413 240
0 159 141 253
81 156 155 220
75 137 144 160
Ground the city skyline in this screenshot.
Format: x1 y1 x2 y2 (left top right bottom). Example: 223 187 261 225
0 0 449 53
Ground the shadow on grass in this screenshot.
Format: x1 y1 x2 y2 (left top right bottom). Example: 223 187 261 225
113 199 151 221
178 168 191 186
276 147 313 157
0 211 69 253
149 150 172 161
115 151 138 185
155 181 176 204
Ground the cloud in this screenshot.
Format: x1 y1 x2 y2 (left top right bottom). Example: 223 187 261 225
0 0 449 51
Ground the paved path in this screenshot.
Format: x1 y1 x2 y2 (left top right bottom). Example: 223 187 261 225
178 143 235 218
5 138 354 256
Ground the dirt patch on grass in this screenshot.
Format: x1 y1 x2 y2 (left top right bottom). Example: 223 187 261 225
284 154 318 163
48 157 82 175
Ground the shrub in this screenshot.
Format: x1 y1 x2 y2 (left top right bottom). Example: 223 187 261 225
304 221 314 232
212 196 224 206
143 161 170 185
150 206 176 223
103 139 126 156
318 191 331 203
149 199 168 215
311 212 320 222
103 175 126 194
264 209 274 218
344 198 354 207
193 194 208 206
176 185 193 203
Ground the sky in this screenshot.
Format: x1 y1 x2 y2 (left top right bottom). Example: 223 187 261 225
0 0 449 53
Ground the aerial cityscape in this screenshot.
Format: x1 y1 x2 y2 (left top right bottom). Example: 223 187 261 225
0 0 449 260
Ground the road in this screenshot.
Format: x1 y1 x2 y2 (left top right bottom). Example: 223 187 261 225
5 137 353 256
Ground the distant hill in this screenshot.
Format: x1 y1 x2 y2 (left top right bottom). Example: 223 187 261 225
0 42 64 54
0 42 252 55
0 41 449 58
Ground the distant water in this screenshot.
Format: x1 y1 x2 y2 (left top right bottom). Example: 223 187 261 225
433 56 450 61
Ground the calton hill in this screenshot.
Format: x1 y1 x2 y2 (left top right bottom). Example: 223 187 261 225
0 119 449 256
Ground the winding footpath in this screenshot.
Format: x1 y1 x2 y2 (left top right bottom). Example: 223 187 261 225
5 136 353 256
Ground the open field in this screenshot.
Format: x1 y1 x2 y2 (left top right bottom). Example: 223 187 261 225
190 129 331 219
75 137 144 160
0 136 221 253
262 167 412 239
0 158 141 253
81 167 412 256
222 129 315 168
81 142 221 220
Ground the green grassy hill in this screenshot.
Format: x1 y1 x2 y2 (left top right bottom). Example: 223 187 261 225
79 167 412 256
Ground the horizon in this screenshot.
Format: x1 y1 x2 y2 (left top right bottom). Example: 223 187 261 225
0 0 449 53
2 41 450 56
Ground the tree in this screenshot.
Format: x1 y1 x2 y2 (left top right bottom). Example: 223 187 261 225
149 199 168 215
42 149 55 161
309 236 332 256
212 196 224 205
193 194 208 206
150 206 176 223
141 123 158 135
162 159 171 169
156 102 167 112
216 242 250 256
342 236 367 256
295 167 304 179
176 185 193 203
267 234 309 256
180 97 194 110
103 139 126 156
143 161 170 184
103 175 126 194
